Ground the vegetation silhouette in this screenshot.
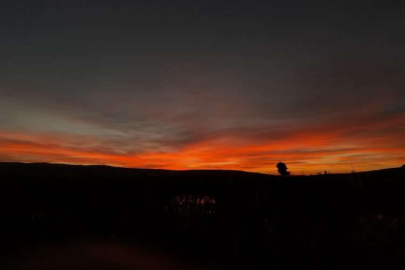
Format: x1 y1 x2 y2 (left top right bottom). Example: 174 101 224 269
1 162 404 270
276 161 290 176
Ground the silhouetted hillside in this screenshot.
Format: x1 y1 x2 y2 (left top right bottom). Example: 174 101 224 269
0 162 404 269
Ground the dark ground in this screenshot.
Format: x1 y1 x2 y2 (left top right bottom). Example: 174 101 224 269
0 162 404 269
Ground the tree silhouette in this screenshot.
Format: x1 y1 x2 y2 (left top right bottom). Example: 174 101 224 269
276 162 290 176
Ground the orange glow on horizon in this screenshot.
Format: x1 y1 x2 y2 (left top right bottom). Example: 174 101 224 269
0 126 403 175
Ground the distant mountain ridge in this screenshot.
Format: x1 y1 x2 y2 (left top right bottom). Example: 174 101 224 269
0 161 403 177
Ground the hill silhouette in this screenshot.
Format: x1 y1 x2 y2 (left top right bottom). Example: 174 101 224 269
1 162 404 270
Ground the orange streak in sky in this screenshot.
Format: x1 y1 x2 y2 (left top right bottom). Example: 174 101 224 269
0 129 404 174
0 112 404 175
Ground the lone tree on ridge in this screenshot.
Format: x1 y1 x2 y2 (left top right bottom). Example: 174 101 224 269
276 162 290 176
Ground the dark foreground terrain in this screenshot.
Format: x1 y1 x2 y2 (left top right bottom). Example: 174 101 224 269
0 162 404 269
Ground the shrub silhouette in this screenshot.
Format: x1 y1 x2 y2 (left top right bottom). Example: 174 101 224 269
276 162 290 176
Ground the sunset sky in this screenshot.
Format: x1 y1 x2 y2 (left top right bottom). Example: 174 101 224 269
0 1 404 174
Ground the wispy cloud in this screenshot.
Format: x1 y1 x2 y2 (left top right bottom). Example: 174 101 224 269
0 102 403 174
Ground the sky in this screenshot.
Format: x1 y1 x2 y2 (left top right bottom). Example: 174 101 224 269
0 1 404 174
